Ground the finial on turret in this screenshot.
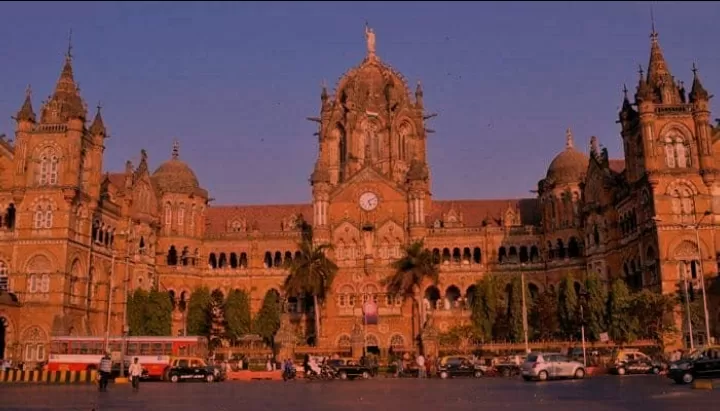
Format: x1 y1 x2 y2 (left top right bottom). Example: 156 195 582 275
565 128 574 150
622 84 628 99
638 64 645 80
66 29 73 60
650 6 657 41
590 136 599 157
321 79 328 101
25 84 32 99
172 139 180 159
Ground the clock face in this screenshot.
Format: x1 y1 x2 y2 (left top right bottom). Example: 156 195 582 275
359 192 379 211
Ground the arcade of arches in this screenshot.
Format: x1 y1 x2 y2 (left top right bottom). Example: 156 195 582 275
1 25 720 365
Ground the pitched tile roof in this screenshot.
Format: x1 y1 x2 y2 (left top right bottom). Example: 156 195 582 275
206 204 313 234
429 198 540 227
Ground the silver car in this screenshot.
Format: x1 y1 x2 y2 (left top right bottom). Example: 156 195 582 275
521 352 586 381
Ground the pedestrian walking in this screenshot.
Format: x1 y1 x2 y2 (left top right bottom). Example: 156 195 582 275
128 357 143 392
98 353 112 392
416 354 426 378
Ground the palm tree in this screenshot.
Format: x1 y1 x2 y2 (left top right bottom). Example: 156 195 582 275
384 239 439 348
283 238 338 342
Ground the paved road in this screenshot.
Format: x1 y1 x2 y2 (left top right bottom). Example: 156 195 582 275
0 375 717 411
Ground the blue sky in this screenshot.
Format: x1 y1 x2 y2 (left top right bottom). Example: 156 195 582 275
0 2 718 205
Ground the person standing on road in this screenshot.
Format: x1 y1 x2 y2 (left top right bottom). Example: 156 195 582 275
98 353 112 392
128 357 143 392
416 354 426 378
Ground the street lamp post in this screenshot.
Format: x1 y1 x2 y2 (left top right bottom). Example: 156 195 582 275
104 251 116 353
520 268 530 354
578 291 588 368
692 210 713 346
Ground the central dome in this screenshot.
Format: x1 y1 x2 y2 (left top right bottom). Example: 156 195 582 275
151 141 201 194
333 28 412 109
545 129 589 185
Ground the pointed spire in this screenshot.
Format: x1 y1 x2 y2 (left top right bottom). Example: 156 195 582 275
590 136 600 158
40 30 86 123
415 81 424 107
689 62 710 103
635 64 653 102
89 103 106 136
320 79 328 102
565 128 574 150
645 22 674 92
172 139 180 160
15 84 36 123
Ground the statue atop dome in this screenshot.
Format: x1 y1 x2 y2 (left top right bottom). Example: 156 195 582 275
365 23 376 58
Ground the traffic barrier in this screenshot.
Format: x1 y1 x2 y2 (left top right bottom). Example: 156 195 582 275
0 369 98 384
691 380 714 390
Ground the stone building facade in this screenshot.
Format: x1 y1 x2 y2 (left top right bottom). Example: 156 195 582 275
1 28 719 364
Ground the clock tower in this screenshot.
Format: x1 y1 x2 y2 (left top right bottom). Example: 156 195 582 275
309 27 432 257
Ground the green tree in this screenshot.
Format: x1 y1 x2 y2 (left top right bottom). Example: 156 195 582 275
584 271 608 342
224 289 252 343
607 279 637 344
209 289 226 348
186 286 212 336
558 276 579 340
471 275 500 342
530 287 560 340
127 288 149 336
283 238 338 340
144 288 173 336
384 240 439 343
253 290 282 345
632 289 677 348
506 276 525 343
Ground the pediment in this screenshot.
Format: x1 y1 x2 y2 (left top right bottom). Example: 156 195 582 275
333 220 362 243
376 219 405 242
330 165 406 201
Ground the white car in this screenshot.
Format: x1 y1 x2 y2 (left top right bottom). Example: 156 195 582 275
521 352 586 381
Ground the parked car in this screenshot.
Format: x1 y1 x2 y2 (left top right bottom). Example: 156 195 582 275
437 356 487 379
521 353 586 382
326 359 372 380
668 346 720 384
610 349 663 376
166 357 224 383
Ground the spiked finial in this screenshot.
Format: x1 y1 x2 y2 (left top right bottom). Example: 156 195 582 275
638 64 645 80
66 29 73 60
622 84 628 99
650 6 657 42
565 128 574 150
172 139 180 159
689 62 710 103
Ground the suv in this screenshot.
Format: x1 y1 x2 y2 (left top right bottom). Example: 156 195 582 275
668 347 720 384
166 357 224 383
521 353 586 381
611 349 663 376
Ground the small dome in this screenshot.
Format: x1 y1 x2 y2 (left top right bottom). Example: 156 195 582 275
545 129 589 185
151 140 201 194
334 55 411 110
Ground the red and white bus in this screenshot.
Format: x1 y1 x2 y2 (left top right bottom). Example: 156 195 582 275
48 336 208 379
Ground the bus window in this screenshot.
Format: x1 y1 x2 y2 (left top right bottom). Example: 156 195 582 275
109 342 122 353
140 343 151 355
151 343 162 355
164 343 172 355
179 345 187 356
127 343 138 356
51 342 68 354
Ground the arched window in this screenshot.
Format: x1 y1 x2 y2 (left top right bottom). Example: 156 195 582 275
189 205 196 236
177 204 185 235
38 149 60 186
22 326 47 362
0 261 8 292
671 186 695 217
33 203 53 229
664 134 691 169
164 203 172 228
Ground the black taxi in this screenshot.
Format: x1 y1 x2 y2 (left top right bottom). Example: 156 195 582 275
166 357 224 383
